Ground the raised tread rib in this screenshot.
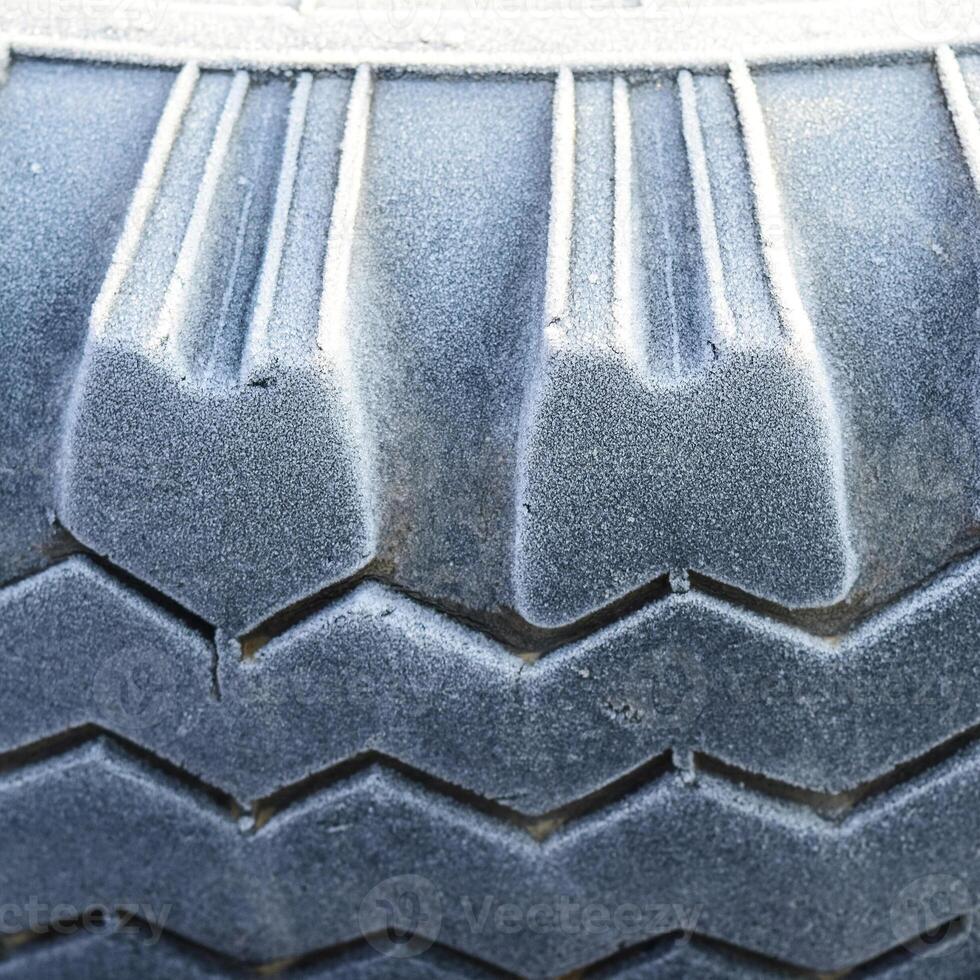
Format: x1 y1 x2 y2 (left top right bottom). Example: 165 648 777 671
2 551 980 810
2 734 980 973
1 917 975 979
1 16 980 980
0 52 966 636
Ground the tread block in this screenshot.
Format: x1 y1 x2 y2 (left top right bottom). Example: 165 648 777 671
4 552 980 813
344 74 553 617
58 70 375 634
514 72 855 627
3 737 980 973
753 59 980 615
0 59 174 586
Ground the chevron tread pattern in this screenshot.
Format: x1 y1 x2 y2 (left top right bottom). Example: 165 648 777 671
1 34 980 980
2 551 980 812
1 734 980 974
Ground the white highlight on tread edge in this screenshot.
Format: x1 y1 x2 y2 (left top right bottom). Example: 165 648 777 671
678 69 735 347
316 64 379 553
543 66 575 339
90 63 200 339
0 41 9 85
729 58 820 362
317 64 372 361
730 57 858 593
243 71 313 374
612 75 643 371
154 70 249 355
936 45 980 196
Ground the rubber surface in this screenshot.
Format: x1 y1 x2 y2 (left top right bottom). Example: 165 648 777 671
2 7 980 977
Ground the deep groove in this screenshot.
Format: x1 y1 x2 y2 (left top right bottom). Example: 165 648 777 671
688 527 980 637
21 518 980 661
0 725 669 834
209 645 222 702
251 748 674 836
83 553 215 643
254 929 516 978
241 537 980 661
0 906 970 979
380 569 674 659
4 703 980 835
577 912 972 978
849 915 970 977
7 911 516 977
687 568 826 627
575 930 813 978
0 726 239 817
237 562 373 658
696 750 865 820
695 713 980 821
44 520 217 643
238 560 673 658
0 908 503 974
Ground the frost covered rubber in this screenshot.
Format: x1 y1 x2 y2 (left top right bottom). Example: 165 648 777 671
3 0 980 977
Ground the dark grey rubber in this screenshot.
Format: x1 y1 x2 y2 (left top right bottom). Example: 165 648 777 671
2 38 980 980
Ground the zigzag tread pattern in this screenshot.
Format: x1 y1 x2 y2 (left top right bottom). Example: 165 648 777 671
3 734 980 974
0 912 975 979
2 25 980 980
2 548 980 812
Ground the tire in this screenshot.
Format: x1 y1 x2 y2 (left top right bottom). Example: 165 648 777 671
1 1 979 976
